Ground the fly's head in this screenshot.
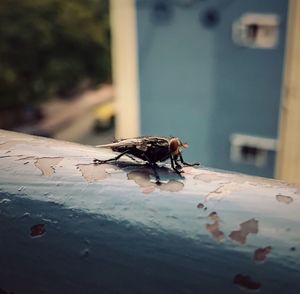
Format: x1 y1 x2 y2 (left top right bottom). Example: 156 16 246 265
169 138 189 156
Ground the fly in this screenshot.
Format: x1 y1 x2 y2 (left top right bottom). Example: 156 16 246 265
94 136 200 182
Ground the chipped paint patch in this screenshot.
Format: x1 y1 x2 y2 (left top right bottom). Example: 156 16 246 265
182 166 202 175
17 156 36 161
159 180 184 192
229 219 258 245
127 170 184 193
207 182 246 199
233 274 261 292
276 194 293 204
254 246 272 263
206 212 224 241
206 222 225 241
77 163 117 183
34 157 63 176
194 172 229 183
30 224 46 238
194 170 294 194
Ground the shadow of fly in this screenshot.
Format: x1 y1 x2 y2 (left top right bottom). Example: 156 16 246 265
94 136 200 183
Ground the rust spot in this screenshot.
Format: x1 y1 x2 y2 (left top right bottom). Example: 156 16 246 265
229 219 258 245
254 246 272 263
34 157 63 176
206 212 224 241
197 203 205 209
31 224 45 237
276 194 293 204
233 274 261 292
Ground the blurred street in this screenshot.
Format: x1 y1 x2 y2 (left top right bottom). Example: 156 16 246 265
15 85 115 146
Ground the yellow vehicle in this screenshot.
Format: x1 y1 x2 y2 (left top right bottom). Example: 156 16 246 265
93 100 115 132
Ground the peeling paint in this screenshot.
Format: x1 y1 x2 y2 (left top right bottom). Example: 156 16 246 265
229 219 259 245
276 194 293 204
30 224 45 238
34 157 63 176
206 182 246 199
77 163 117 183
233 274 261 292
17 156 36 161
159 180 184 192
254 246 272 263
206 212 224 241
127 170 184 193
194 172 229 183
194 170 295 194
206 222 225 241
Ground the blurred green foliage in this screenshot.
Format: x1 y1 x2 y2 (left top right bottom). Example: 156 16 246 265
0 0 111 109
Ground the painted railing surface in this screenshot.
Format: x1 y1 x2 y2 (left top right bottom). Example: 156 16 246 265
0 130 299 294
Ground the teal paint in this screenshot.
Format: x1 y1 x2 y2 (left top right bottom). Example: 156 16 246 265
1 130 300 293
136 0 288 177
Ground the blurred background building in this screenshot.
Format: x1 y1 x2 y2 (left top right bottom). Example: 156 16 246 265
1 0 300 183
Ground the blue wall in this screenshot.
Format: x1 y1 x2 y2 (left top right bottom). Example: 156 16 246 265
136 0 288 177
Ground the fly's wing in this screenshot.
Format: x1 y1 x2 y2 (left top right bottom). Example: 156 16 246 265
96 136 170 153
96 138 145 149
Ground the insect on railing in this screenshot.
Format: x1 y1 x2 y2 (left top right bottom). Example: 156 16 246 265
94 136 199 182
0 129 299 294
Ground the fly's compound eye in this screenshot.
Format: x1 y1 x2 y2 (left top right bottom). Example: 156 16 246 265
169 138 180 154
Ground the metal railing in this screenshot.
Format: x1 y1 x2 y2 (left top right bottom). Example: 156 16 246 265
0 129 299 294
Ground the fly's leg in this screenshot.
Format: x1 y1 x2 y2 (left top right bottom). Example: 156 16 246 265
170 155 183 176
179 153 200 167
125 154 141 163
94 150 129 164
173 154 182 170
143 155 161 184
150 163 161 185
